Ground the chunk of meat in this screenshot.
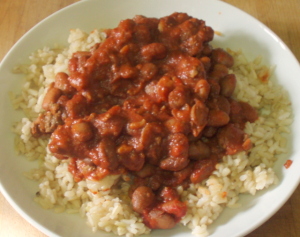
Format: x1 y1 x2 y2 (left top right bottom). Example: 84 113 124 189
31 111 62 137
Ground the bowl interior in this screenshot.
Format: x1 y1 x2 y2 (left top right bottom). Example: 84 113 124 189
0 1 299 237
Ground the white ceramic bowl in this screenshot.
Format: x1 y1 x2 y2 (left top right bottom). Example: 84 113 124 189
1 0 300 237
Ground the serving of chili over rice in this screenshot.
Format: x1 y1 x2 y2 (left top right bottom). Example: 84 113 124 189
10 13 292 237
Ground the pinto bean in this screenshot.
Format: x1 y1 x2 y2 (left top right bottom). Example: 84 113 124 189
160 199 187 219
42 86 62 111
190 159 216 184
168 133 189 158
156 76 174 102
139 63 158 81
165 118 189 134
201 43 213 56
65 94 88 119
54 72 74 94
120 149 145 171
168 86 188 109
240 101 258 123
135 164 156 178
211 48 234 68
209 64 229 81
207 79 221 95
195 79 210 101
220 74 236 97
202 26 214 42
188 140 211 160
181 34 203 56
95 137 119 170
146 209 176 229
93 113 124 137
216 96 231 114
202 126 218 138
159 187 179 201
200 56 211 71
71 121 93 142
119 64 138 79
207 96 230 114
207 110 230 127
131 186 155 214
141 43 167 61
190 100 209 136
160 156 189 172
217 123 246 155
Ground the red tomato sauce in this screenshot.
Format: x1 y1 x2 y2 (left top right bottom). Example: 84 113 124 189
32 13 258 229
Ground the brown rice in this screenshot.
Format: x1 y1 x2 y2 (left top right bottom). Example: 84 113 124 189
10 27 293 237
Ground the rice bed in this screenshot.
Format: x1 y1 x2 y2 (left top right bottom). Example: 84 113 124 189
10 28 292 237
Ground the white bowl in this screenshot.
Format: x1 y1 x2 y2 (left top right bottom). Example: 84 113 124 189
0 0 300 237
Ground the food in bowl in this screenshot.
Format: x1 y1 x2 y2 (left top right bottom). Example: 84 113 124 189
11 12 292 236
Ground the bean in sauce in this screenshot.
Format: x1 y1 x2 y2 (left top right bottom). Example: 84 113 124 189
31 12 258 229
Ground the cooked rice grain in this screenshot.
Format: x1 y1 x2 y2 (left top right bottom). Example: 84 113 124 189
11 29 293 237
